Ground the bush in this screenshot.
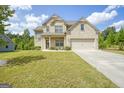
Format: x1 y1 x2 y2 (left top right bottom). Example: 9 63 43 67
34 46 41 50
119 42 124 50
49 46 71 50
50 47 56 50
64 46 71 50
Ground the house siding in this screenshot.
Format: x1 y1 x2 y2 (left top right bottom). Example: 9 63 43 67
34 31 42 46
34 15 99 50
0 44 15 52
67 22 98 49
70 23 98 38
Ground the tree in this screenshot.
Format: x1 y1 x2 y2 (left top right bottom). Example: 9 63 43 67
0 38 7 47
6 30 35 50
0 5 14 47
22 29 30 50
0 5 14 34
22 29 30 39
105 30 115 47
98 32 106 49
114 32 119 45
118 27 124 50
102 26 116 39
29 36 34 49
100 27 116 48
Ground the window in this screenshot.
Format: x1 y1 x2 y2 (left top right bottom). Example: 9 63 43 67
56 40 64 47
81 24 84 31
55 25 63 33
6 45 8 48
46 26 49 32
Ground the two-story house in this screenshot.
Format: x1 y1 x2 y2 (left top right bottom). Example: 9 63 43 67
34 15 99 50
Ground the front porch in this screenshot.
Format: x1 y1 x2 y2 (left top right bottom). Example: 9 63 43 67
42 36 66 50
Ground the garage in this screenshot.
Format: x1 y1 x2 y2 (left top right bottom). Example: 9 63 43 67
71 39 95 50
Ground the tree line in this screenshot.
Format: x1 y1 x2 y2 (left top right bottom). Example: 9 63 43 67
6 29 36 50
99 26 124 50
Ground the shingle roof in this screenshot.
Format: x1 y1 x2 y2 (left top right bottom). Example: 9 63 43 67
34 26 44 32
67 18 99 32
34 15 100 33
0 34 14 44
65 21 77 25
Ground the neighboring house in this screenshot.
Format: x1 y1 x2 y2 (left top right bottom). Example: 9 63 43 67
0 34 15 52
34 15 99 50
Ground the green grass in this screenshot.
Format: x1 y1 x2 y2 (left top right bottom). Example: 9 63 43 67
104 49 124 55
0 50 117 88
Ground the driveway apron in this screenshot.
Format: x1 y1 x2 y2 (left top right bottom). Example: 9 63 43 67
74 50 124 88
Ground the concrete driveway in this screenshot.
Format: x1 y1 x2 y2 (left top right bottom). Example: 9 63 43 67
73 50 124 88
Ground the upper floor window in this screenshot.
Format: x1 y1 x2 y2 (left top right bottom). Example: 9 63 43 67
55 25 63 33
46 26 49 32
81 24 84 31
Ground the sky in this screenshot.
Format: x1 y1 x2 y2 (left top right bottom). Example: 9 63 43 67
6 5 124 35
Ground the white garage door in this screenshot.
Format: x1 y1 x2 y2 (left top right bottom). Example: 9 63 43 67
71 39 95 50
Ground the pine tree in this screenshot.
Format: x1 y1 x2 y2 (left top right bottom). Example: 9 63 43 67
0 5 14 34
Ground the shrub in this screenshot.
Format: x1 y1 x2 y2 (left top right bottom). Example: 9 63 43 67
34 46 41 50
119 42 124 50
55 47 59 50
64 46 71 50
56 47 63 50
50 47 56 50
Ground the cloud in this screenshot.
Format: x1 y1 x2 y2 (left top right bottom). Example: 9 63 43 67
87 10 117 25
25 14 48 24
24 13 48 29
10 5 32 10
104 5 124 12
110 20 124 31
9 13 20 21
6 22 24 35
6 13 49 35
20 22 38 29
86 5 124 25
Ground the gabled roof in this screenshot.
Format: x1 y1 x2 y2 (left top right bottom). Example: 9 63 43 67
0 34 14 44
42 14 65 26
65 21 77 25
34 14 66 32
67 17 99 32
34 15 100 33
34 26 44 32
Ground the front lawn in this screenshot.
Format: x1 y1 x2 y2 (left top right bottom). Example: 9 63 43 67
0 50 117 88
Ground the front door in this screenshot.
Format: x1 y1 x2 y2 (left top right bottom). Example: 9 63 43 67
46 40 49 49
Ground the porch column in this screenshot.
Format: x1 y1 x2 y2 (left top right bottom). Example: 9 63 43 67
49 36 51 48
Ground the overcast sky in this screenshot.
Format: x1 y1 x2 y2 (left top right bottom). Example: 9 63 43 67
6 5 124 35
